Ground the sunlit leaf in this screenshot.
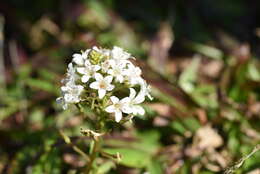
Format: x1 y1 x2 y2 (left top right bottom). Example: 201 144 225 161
103 148 151 168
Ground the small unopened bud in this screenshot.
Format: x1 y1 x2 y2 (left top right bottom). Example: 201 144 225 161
88 50 104 65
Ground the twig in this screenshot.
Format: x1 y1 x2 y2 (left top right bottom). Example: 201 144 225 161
59 130 90 162
224 144 260 174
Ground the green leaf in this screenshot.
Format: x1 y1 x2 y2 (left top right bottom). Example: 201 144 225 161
147 159 163 174
191 85 218 108
227 128 240 154
26 78 58 94
103 148 151 168
171 121 187 135
38 68 58 81
188 42 223 60
179 57 200 93
134 130 161 154
96 161 115 174
182 117 201 132
247 61 260 81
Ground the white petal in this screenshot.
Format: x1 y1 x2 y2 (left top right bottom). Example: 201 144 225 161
109 59 116 67
76 85 84 91
117 75 124 83
110 96 119 104
93 65 101 71
105 105 116 113
115 111 122 122
89 82 100 89
104 75 113 83
135 105 145 115
77 67 86 74
127 62 135 69
61 86 69 92
106 84 114 91
64 94 73 102
81 75 90 83
98 89 106 99
72 54 84 65
129 88 136 99
120 97 130 104
122 105 133 114
82 50 89 59
93 46 99 51
84 60 91 66
134 93 145 104
147 92 153 100
146 86 153 100
135 67 142 76
62 104 68 110
94 73 103 81
107 69 113 75
111 46 130 60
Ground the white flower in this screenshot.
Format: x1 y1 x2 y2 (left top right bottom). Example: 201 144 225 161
57 82 84 109
61 63 79 84
107 60 126 83
123 88 145 115
111 46 131 60
140 81 153 100
72 50 90 66
101 59 112 73
105 96 131 122
61 84 84 103
124 63 143 85
92 46 110 57
76 61 100 83
90 73 115 99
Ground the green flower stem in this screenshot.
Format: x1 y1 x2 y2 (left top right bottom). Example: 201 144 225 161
85 137 100 174
85 115 105 174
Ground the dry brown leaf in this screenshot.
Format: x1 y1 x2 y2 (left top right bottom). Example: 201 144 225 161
148 103 172 117
195 125 223 150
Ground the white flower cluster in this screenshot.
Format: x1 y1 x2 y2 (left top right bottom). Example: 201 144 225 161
57 46 152 122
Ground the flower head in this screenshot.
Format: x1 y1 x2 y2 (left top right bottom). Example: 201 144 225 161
57 46 152 122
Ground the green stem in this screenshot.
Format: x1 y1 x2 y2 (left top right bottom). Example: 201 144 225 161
85 137 100 174
85 116 104 174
